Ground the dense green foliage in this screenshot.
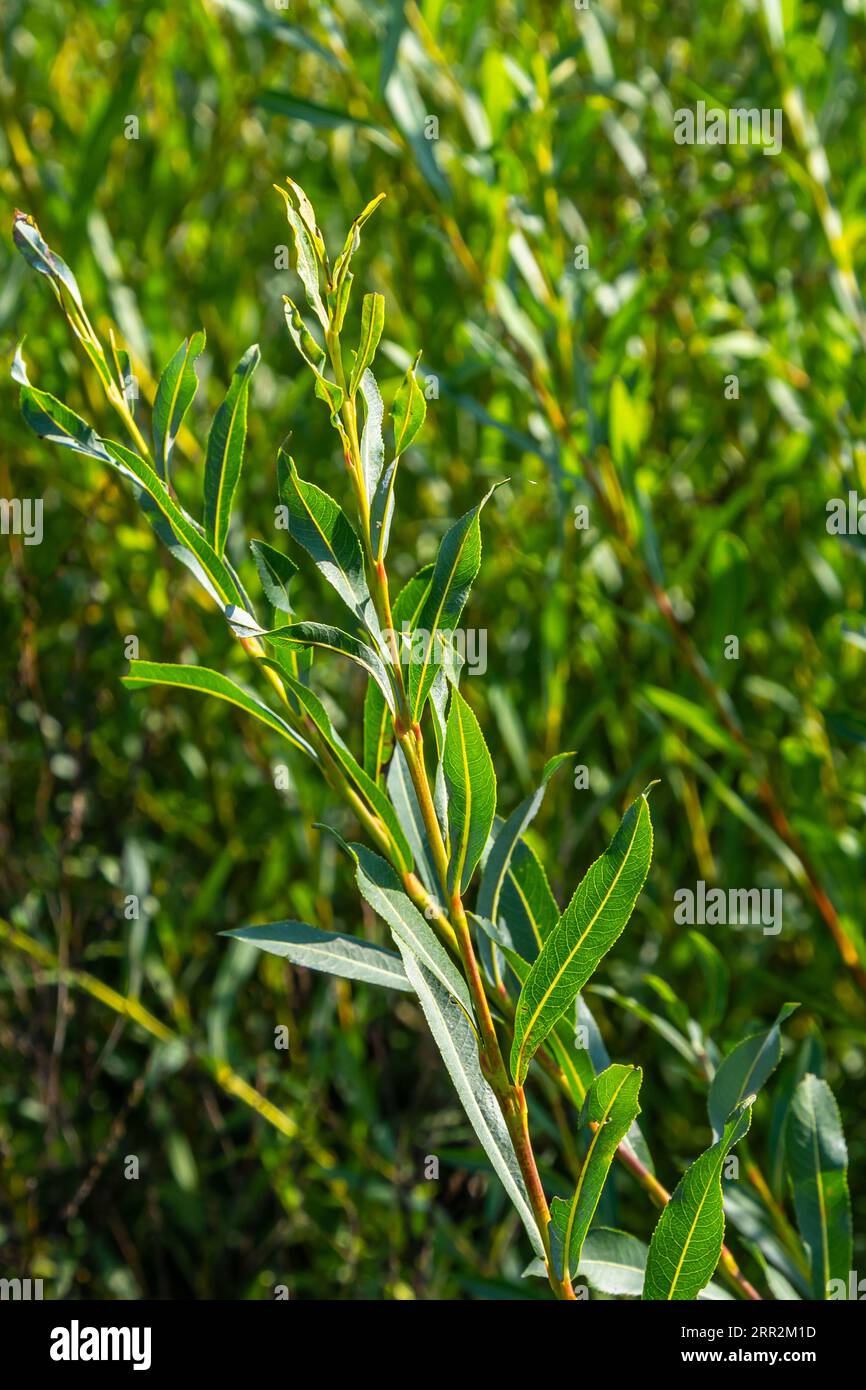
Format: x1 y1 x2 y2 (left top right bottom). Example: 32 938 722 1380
1 0 864 1301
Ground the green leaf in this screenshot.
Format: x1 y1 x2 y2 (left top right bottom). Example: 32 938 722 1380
20 384 112 461
358 369 385 503
498 838 560 961
708 1003 799 1140
687 931 729 1033
477 752 571 950
510 792 654 1085
330 193 386 326
577 1227 648 1298
222 921 411 992
153 330 206 484
392 352 426 457
13 211 85 313
550 1064 643 1283
349 292 385 395
643 1105 752 1300
394 942 545 1261
349 844 473 1017
101 441 246 611
250 538 298 614
408 484 500 721
274 181 328 327
122 660 314 757
443 688 496 894
578 1235 743 1302
266 620 393 710
277 452 380 639
786 1074 852 1299
203 343 260 557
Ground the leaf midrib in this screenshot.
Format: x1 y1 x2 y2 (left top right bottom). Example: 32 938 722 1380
562 1070 632 1282
516 801 645 1078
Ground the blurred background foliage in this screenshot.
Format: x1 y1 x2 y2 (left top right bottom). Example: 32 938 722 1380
1 0 864 1298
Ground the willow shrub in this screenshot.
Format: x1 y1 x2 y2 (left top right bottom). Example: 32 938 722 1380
12 183 852 1302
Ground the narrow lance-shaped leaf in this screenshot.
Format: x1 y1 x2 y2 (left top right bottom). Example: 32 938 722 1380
18 388 247 615
203 343 260 557
708 1002 799 1140
20 383 112 462
392 352 426 456
444 687 496 894
349 844 474 1018
358 368 385 503
274 181 328 328
250 539 298 614
277 451 381 641
408 483 501 720
643 1104 753 1300
550 1064 643 1283
510 791 654 1086
153 330 206 484
266 620 394 711
221 921 411 992
329 192 386 329
349 292 385 395
786 1074 852 1299
395 942 546 1262
122 660 315 758
282 295 326 372
102 441 246 611
13 210 85 313
498 838 560 964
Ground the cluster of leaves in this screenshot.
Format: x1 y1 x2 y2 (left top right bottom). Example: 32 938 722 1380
9 174 857 1301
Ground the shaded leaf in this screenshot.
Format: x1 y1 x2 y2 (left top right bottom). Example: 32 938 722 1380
786 1074 852 1299
203 343 260 556
477 752 571 950
708 1003 799 1140
250 538 298 614
153 330 206 484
